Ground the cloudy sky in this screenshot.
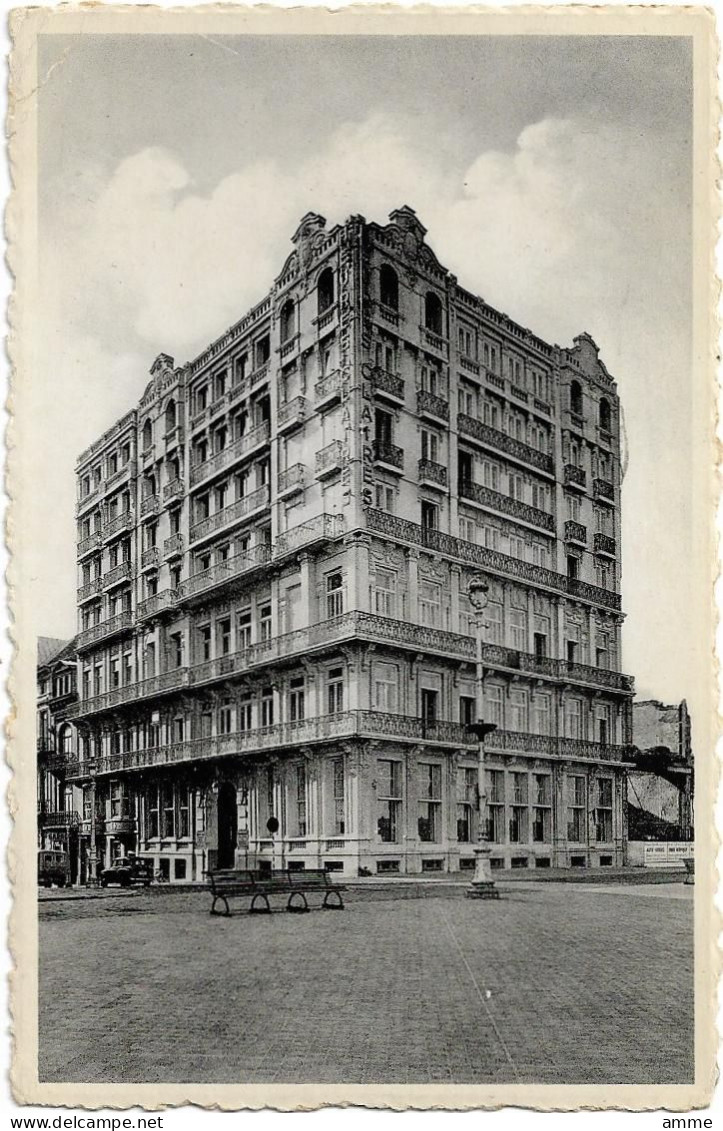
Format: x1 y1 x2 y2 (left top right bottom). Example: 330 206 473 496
33 32 702 722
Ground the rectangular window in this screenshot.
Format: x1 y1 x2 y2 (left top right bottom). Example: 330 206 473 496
375 483 396 514
419 580 442 627
237 609 252 650
289 676 305 723
486 684 503 726
565 698 583 739
456 766 476 843
238 696 253 732
567 775 587 842
532 774 552 843
261 688 274 728
332 758 345 835
376 759 402 843
218 617 231 657
595 778 614 842
373 568 396 617
485 601 503 644
487 768 505 843
418 764 441 845
533 693 551 735
295 764 307 837
421 501 438 531
161 782 175 838
198 625 211 663
373 662 398 712
509 772 528 844
259 603 272 642
510 607 527 651
509 687 528 732
218 701 233 736
327 667 344 714
178 788 190 839
421 429 439 462
326 572 344 618
146 786 160 839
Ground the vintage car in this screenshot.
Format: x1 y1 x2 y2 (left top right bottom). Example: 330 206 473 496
99 857 154 888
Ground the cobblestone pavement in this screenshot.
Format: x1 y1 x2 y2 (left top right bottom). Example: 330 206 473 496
38 883 693 1086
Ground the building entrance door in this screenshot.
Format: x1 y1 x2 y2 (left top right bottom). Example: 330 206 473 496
217 782 238 869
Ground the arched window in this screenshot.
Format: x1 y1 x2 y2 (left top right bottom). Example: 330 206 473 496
570 380 583 416
318 268 334 315
424 292 443 336
599 397 611 432
165 399 176 433
380 264 399 311
142 419 153 450
280 299 295 343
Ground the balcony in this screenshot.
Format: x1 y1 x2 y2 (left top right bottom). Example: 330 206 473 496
67 667 192 720
459 480 555 533
314 370 342 409
77 530 102 559
274 513 344 558
370 367 405 404
278 463 306 498
315 440 347 479
458 355 480 378
137 589 176 621
190 421 271 488
190 406 210 432
190 484 270 543
376 302 400 328
564 464 586 490
164 425 184 449
593 478 615 503
102 561 133 589
365 508 622 612
457 414 554 476
569 411 585 433
485 370 505 392
533 398 551 416
279 333 300 363
250 362 270 388
209 392 230 420
76 485 102 515
565 520 587 545
77 576 103 603
77 611 133 651
315 306 337 334
141 547 160 571
140 494 161 519
277 396 308 434
164 533 184 558
594 532 617 557
104 459 136 492
418 458 448 490
417 389 449 423
373 440 404 473
510 383 529 404
487 730 630 765
176 544 271 604
420 326 447 356
103 511 134 542
163 478 184 504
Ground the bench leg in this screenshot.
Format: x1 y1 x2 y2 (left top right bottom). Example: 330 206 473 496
323 890 344 911
250 893 271 915
287 892 309 914
210 895 230 917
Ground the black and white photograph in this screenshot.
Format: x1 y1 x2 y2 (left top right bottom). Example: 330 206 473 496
9 3 718 1111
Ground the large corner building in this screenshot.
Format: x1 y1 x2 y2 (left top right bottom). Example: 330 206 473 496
65 206 634 882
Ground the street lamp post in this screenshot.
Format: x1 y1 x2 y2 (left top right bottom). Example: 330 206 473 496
465 575 500 900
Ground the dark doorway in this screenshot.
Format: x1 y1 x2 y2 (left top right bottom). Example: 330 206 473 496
217 781 238 869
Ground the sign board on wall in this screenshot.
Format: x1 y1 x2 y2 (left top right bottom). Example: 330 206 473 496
643 842 694 868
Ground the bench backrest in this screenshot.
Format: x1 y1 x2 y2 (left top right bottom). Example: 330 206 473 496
287 868 332 888
208 869 257 891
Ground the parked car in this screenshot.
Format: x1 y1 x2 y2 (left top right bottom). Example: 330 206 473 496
100 857 153 888
38 849 70 888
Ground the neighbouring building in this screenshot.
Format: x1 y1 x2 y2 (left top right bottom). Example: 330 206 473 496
37 637 83 882
628 699 693 841
63 205 635 881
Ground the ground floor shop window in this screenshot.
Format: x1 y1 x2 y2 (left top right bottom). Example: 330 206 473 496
456 766 476 842
532 774 552 843
509 772 528 843
595 777 613 841
567 774 587 843
332 758 345 835
418 762 442 843
376 759 402 843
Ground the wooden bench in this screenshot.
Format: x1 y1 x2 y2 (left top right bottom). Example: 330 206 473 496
207 867 346 916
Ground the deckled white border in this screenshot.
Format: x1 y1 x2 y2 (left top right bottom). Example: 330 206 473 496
5 2 720 1113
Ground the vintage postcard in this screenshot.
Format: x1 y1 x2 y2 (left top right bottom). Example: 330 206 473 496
7 2 719 1112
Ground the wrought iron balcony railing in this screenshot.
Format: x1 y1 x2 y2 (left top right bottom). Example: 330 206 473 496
418 459 448 488
137 589 177 621
77 611 133 651
365 508 622 611
274 513 344 558
163 533 184 558
38 810 80 828
594 533 617 556
140 494 161 519
77 577 104 603
102 561 133 589
593 478 615 502
190 484 270 542
189 422 271 488
103 511 134 541
278 463 306 496
277 396 307 433
371 368 404 402
457 414 554 475
89 714 630 779
314 370 343 407
67 610 633 722
417 389 449 422
459 480 555 532
163 478 184 503
315 441 347 478
563 464 586 489
77 530 103 558
177 543 271 602
141 547 160 571
373 440 404 470
564 520 587 544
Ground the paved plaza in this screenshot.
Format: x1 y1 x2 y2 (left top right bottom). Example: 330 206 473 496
38 882 693 1086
